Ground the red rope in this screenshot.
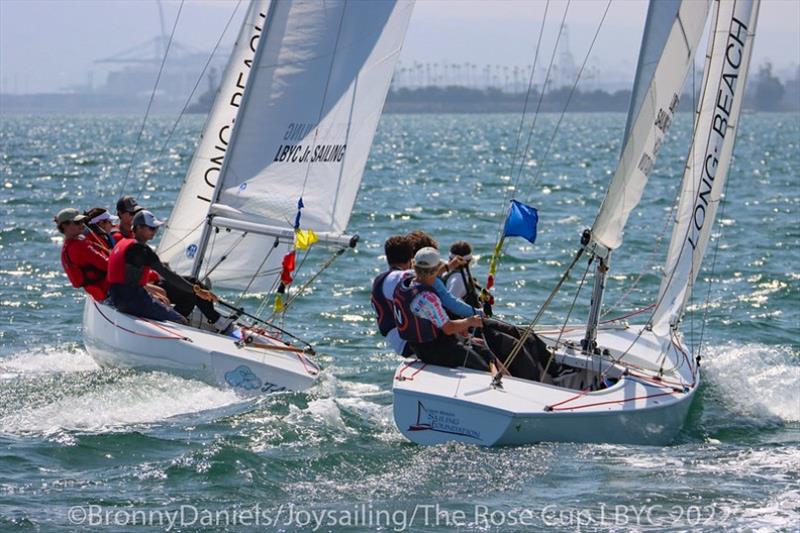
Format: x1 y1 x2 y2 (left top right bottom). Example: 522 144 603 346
142 317 190 340
547 390 677 412
544 373 677 411
396 359 425 381
93 302 187 340
294 351 319 376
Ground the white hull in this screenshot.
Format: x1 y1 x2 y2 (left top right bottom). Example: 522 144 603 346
393 324 698 446
83 298 320 394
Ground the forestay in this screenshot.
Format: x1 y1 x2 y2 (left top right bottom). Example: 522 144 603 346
590 0 710 252
651 0 760 332
158 0 414 292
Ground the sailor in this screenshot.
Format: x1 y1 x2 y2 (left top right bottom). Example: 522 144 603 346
443 240 492 315
372 235 483 357
113 195 142 241
83 207 118 253
397 247 550 380
107 210 231 331
55 208 109 302
391 247 491 370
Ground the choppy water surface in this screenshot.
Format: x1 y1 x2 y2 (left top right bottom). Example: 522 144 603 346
0 112 798 531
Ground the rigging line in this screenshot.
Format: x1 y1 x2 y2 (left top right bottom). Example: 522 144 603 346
493 0 551 238
695 138 735 359
234 236 279 307
540 257 592 379
522 0 613 200
136 0 244 199
509 0 571 196
200 230 250 282
265 246 313 322
203 226 218 281
118 0 185 199
496 246 584 375
155 218 205 254
298 0 349 198
601 190 678 317
282 246 348 313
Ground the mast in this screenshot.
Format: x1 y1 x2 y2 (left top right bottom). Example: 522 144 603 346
157 0 272 278
190 1 277 279
581 0 710 348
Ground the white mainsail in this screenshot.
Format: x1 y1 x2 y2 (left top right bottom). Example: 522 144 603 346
159 0 414 292
651 0 760 332
590 0 711 252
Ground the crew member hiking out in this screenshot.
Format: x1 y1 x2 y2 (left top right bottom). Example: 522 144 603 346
107 210 232 331
55 208 109 302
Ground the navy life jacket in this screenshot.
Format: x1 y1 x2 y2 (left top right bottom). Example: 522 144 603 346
370 270 395 336
392 274 439 344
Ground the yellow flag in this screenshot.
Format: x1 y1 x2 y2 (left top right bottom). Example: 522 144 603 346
273 293 284 312
294 229 318 250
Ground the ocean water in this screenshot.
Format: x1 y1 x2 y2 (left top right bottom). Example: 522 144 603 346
0 112 797 531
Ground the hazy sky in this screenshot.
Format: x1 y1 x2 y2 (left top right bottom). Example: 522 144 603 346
1 0 798 94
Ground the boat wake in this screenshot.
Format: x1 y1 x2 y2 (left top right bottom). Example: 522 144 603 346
702 342 799 423
0 345 243 439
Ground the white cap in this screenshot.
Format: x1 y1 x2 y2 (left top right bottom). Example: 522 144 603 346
88 210 119 226
413 246 443 269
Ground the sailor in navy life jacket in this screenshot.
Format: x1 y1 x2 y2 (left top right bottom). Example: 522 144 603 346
392 247 490 370
370 235 416 357
371 235 483 358
394 247 551 381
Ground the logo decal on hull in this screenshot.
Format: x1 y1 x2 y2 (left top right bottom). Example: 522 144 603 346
224 365 262 390
408 401 481 440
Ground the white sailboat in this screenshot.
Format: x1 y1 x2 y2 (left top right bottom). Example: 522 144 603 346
393 0 759 445
83 0 414 394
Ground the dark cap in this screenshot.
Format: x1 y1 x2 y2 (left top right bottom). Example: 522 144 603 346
132 210 163 229
116 195 140 214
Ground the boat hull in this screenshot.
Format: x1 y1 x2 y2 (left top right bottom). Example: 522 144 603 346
83 298 319 394
393 325 699 446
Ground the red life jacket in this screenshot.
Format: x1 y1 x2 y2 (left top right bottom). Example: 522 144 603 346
107 238 152 286
60 238 109 301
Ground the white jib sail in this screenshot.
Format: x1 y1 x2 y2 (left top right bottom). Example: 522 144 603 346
157 0 271 278
160 0 414 292
590 0 711 252
651 0 760 333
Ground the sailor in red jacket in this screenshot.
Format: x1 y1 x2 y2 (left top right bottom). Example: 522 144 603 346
55 208 109 301
107 210 233 331
112 195 141 241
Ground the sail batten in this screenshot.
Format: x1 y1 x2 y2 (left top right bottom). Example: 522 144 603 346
651 0 760 332
591 0 711 252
